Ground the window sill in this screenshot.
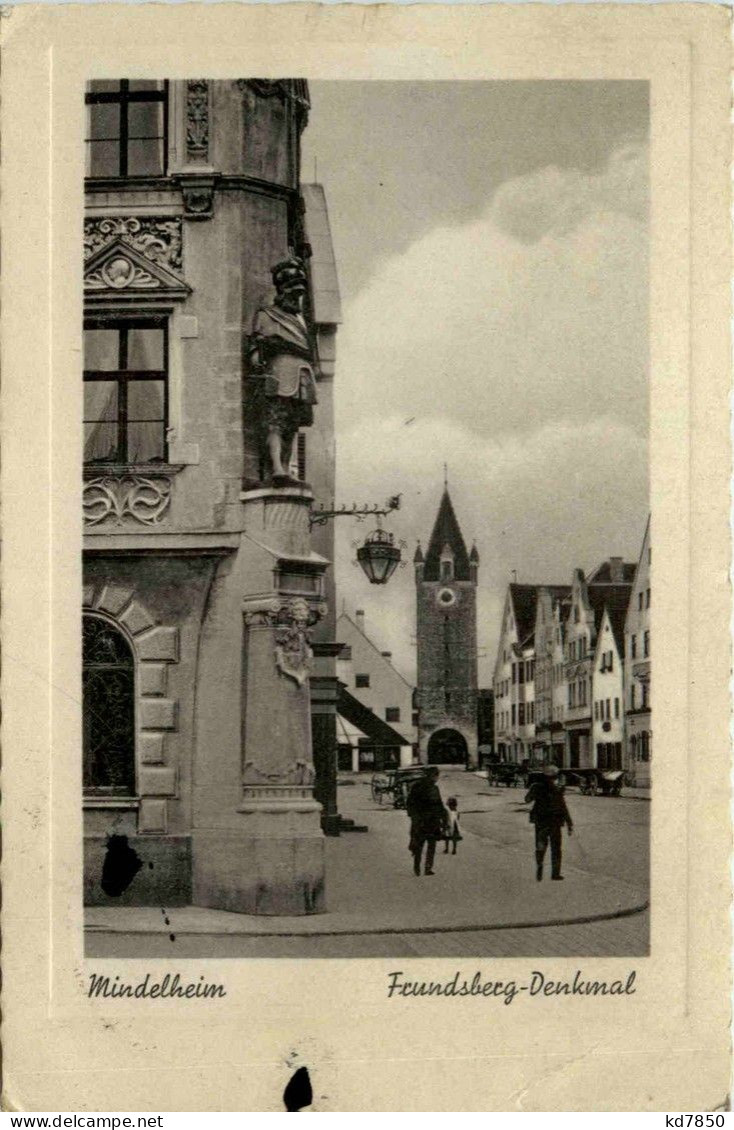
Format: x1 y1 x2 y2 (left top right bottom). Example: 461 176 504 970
85 176 175 192
83 463 185 480
83 795 140 809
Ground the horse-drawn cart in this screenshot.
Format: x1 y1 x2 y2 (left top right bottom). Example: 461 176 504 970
370 765 431 808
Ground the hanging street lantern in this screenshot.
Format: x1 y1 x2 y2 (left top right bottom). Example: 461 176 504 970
309 494 404 586
356 528 402 585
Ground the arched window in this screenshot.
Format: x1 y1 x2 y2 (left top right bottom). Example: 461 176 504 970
83 615 135 795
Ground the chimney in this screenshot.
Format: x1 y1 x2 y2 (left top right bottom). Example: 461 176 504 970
381 651 392 660
609 557 624 583
355 610 365 633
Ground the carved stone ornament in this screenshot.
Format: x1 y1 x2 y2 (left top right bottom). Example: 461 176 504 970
186 80 209 160
86 255 161 292
274 598 313 686
180 174 216 221
242 758 316 787
84 217 183 272
83 475 172 527
84 239 191 301
235 78 310 124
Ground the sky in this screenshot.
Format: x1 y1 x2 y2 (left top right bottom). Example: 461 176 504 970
301 81 650 684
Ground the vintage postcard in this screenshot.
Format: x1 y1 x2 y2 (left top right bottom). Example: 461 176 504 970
1 2 730 1113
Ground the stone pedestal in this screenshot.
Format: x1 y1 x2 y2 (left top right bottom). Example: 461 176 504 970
192 486 328 915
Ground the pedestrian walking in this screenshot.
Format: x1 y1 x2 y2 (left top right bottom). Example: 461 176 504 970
443 796 462 855
525 764 573 881
406 766 447 876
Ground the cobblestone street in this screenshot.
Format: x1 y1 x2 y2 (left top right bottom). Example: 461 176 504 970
87 769 649 958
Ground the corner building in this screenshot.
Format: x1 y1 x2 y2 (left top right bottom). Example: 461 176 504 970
82 80 339 914
414 490 479 768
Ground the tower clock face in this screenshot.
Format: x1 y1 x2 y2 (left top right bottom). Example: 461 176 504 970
437 587 457 608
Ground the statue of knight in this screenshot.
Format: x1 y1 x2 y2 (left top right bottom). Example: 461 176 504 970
247 256 318 485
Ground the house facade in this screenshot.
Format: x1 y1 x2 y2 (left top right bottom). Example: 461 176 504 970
532 585 571 766
591 605 626 770
492 584 542 764
82 79 341 914
624 518 652 786
335 609 416 772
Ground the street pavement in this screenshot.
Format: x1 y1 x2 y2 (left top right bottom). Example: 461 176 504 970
86 769 649 958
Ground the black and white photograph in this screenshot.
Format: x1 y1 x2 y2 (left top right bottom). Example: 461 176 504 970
81 77 652 959
3 1 731 1114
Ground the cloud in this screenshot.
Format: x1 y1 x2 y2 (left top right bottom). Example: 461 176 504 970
334 414 648 684
491 141 648 243
332 143 649 687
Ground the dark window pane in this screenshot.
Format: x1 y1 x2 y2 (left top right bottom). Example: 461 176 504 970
128 137 164 176
88 101 120 142
127 327 164 370
86 140 120 178
84 422 119 463
127 421 165 463
127 380 164 420
129 80 164 92
83 617 135 794
129 101 162 138
87 80 121 95
84 328 120 370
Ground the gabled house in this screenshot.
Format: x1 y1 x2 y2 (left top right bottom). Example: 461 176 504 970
336 609 415 772
533 585 571 766
624 517 652 786
591 603 627 770
562 561 634 769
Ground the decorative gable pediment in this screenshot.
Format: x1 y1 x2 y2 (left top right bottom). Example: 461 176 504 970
84 238 191 303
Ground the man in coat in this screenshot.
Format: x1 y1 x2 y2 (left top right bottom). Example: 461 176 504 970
406 766 447 876
525 764 574 881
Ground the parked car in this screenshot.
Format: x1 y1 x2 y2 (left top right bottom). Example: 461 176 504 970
487 762 523 788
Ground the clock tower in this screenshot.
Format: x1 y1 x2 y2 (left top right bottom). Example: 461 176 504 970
414 489 479 768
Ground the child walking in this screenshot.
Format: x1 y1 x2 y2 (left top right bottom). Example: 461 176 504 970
443 796 462 854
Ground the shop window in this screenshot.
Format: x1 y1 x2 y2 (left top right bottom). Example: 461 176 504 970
83 615 135 795
84 318 168 464
86 80 168 178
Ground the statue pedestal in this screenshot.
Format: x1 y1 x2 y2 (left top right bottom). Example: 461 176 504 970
192 486 328 915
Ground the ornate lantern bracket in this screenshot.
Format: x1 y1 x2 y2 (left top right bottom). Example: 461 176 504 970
309 494 404 585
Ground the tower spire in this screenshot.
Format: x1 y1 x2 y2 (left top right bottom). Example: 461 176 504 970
444 462 448 489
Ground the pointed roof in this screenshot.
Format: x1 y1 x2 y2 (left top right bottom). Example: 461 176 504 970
337 685 411 746
587 583 633 646
511 583 570 643
423 490 471 581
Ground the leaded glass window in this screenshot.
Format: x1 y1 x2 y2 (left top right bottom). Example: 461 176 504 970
83 616 135 795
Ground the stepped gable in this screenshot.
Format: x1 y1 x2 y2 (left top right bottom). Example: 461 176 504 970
422 489 472 581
